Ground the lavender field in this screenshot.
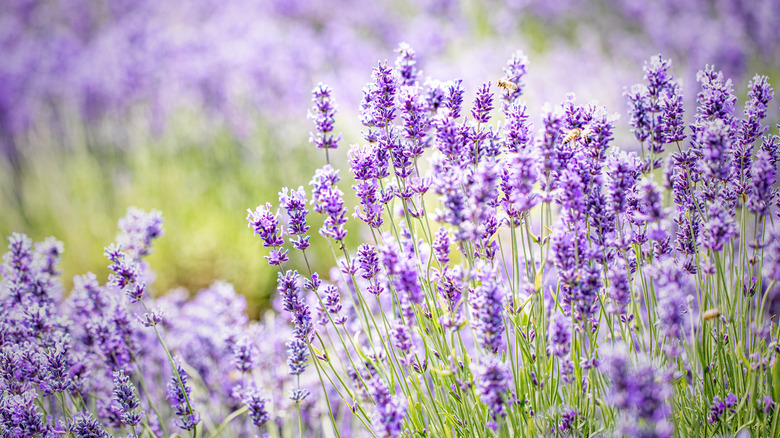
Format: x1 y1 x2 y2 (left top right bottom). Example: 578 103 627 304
2 1 780 437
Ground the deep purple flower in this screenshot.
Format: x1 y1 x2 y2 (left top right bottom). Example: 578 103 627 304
116 207 163 261
548 313 571 358
166 359 199 431
660 82 686 143
694 66 737 133
390 321 412 359
473 355 510 422
470 263 506 354
697 119 733 183
357 244 381 281
70 412 110 438
232 337 259 373
432 227 451 266
308 82 341 151
471 82 494 124
501 148 539 218
606 259 631 316
443 80 464 120
500 50 528 106
708 393 737 423
277 270 313 340
599 344 672 425
367 377 406 438
700 201 738 252
247 203 288 266
503 102 533 153
394 43 419 87
244 388 269 428
322 284 346 324
747 149 777 216
651 259 689 357
112 370 142 427
310 165 348 242
286 338 308 375
279 186 311 251
605 151 641 217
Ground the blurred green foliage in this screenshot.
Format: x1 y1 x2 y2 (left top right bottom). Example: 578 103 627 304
0 111 352 318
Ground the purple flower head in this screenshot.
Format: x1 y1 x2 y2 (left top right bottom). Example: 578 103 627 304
694 65 737 129
276 270 312 340
605 151 641 216
635 178 666 224
473 355 510 421
322 284 346 324
244 388 269 428
247 203 287 266
34 236 64 276
70 412 110 438
651 259 690 357
708 393 738 423
503 102 533 153
368 377 406 438
279 186 311 250
444 79 464 120
599 344 672 424
286 337 308 375
399 87 429 151
310 165 348 241
661 81 686 143
607 259 631 316
116 207 164 261
231 336 259 373
357 244 381 281
471 82 494 124
747 149 777 216
501 50 528 106
470 262 506 354
696 119 733 182
308 82 341 150
112 370 142 427
625 84 652 144
548 313 571 358
501 148 539 218
364 62 397 129
432 227 451 266
740 74 774 145
165 359 199 431
390 320 412 359
643 54 674 100
700 201 738 252
394 43 420 87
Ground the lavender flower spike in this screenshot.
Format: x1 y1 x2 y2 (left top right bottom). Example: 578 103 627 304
112 370 143 427
166 359 200 431
308 82 341 151
473 355 511 429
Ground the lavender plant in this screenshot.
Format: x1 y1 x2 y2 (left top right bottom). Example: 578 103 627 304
246 45 780 437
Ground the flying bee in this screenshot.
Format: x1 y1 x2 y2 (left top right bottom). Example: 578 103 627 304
497 79 518 91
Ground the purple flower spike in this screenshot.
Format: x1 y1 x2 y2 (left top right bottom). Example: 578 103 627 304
116 207 164 261
71 412 110 438
368 377 406 438
395 43 419 87
112 370 143 427
501 50 528 106
308 82 341 151
473 355 510 422
470 262 506 354
244 388 269 428
286 338 309 375
166 359 199 431
471 82 494 124
548 313 571 358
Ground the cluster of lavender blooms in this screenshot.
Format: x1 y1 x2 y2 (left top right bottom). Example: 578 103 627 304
1 207 347 437
4 0 779 164
247 43 780 437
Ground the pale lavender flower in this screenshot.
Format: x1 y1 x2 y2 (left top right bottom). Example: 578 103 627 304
471 82 494 124
548 313 571 358
500 50 528 106
394 43 420 87
279 187 311 251
116 207 163 261
247 203 288 266
432 227 451 266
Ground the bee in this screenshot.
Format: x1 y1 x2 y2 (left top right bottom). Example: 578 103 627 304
703 308 721 321
562 126 593 144
562 128 582 144
497 79 518 91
